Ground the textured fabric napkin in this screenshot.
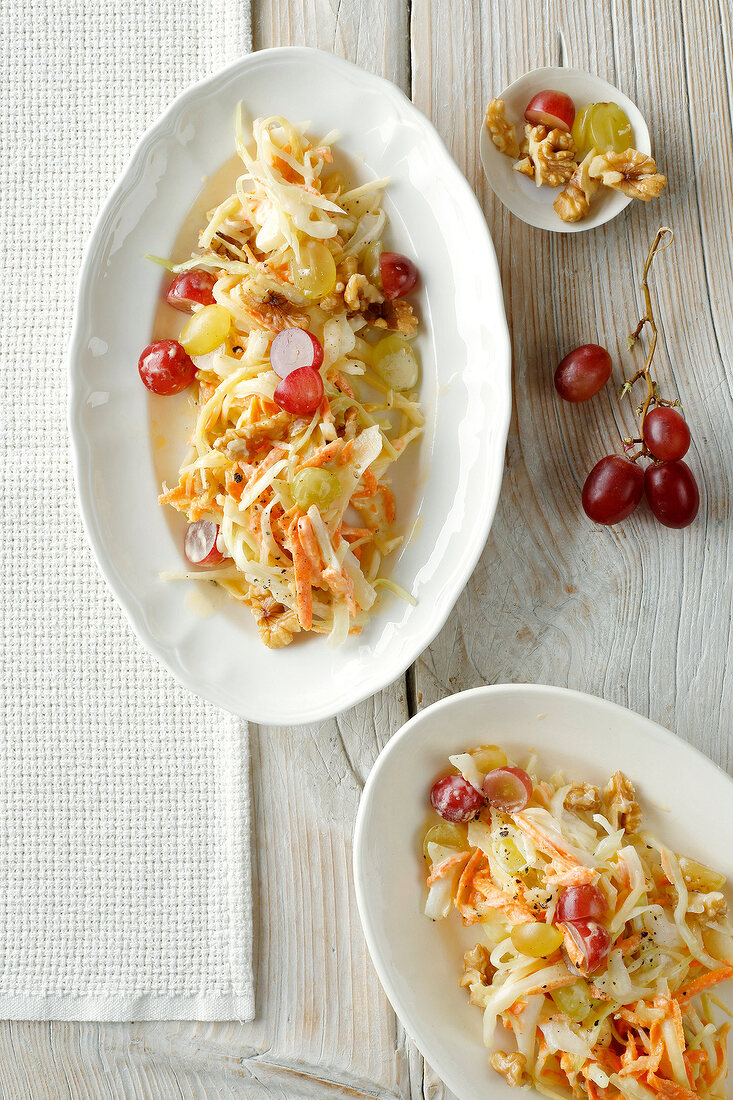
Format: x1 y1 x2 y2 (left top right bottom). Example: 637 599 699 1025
0 1 254 1021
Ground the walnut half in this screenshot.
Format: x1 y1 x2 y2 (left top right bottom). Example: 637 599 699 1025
518 123 577 188
603 771 642 833
554 150 600 222
490 1051 527 1088
485 98 520 159
589 149 667 200
460 943 494 1006
563 780 602 812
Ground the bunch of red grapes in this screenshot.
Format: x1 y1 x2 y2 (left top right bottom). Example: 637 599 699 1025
554 228 699 529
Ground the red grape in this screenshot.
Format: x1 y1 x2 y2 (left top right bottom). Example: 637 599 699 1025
482 767 533 813
582 455 644 525
554 344 612 403
380 252 418 299
184 520 224 566
642 407 691 461
138 340 196 395
166 270 217 312
270 328 324 378
557 885 606 923
430 775 485 822
525 90 576 132
273 366 324 416
561 918 611 975
645 460 699 529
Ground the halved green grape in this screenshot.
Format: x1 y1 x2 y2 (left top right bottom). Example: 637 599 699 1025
292 468 340 510
290 240 337 299
590 102 632 154
179 304 231 356
572 101 632 160
510 922 563 958
372 334 419 391
471 745 508 773
422 822 469 859
571 103 596 160
362 241 383 284
551 978 592 1022
496 837 529 875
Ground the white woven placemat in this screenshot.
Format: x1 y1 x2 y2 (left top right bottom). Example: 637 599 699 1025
0 0 254 1021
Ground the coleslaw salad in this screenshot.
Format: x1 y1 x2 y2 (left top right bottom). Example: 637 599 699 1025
424 746 732 1100
154 110 423 647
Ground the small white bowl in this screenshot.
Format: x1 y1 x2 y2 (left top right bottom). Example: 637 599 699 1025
479 66 651 233
353 685 733 1100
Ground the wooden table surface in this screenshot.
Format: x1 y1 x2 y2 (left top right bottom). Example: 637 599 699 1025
6 1 732 1096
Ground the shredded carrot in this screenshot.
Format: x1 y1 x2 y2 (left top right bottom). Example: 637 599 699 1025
513 812 584 872
377 483 396 523
455 848 486 923
617 932 644 956
295 439 343 472
335 371 356 399
289 524 313 630
646 1072 698 1100
296 515 322 578
337 438 355 465
341 525 374 541
470 877 537 925
675 965 733 1003
322 566 356 616
426 851 470 886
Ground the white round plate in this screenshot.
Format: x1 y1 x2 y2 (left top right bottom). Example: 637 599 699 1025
354 684 733 1100
480 66 651 233
68 48 511 726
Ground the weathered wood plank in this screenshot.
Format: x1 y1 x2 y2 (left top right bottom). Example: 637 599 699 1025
411 0 732 776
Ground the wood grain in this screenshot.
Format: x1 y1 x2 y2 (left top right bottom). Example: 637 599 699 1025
1 1 730 1097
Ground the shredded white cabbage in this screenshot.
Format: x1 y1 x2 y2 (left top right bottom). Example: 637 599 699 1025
156 107 422 646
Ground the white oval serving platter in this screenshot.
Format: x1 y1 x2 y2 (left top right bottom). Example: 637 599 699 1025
68 48 512 725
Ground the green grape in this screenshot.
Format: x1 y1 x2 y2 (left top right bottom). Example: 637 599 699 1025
292 468 340 509
510 922 563 958
571 103 596 160
551 979 592 1022
590 102 632 154
471 745 508 772
572 101 633 160
422 823 469 859
290 241 337 299
179 304 231 356
372 334 419 391
362 241 383 284
496 837 529 875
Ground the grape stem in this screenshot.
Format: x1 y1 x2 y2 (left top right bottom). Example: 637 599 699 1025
620 226 675 461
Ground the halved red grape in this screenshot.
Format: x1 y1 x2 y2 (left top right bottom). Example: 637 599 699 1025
582 455 644 525
430 775 485 823
525 90 576 132
380 252 419 299
270 328 324 378
557 885 606 923
554 344 612 403
482 767 533 813
642 407 691 461
273 366 324 416
138 340 196 395
561 919 611 975
166 270 217 312
184 520 224 566
645 460 699 529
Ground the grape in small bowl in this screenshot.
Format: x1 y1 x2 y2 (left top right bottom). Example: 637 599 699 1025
479 66 652 233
